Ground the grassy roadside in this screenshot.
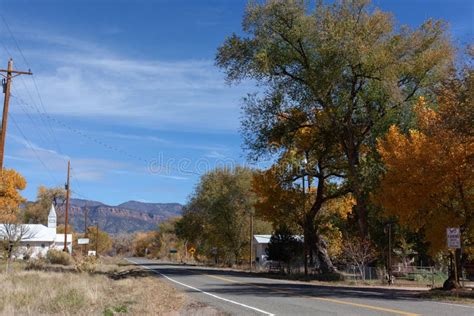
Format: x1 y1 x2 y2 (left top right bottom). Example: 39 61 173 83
0 257 186 315
418 288 474 305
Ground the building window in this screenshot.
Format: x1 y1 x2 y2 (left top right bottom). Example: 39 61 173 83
41 244 45 248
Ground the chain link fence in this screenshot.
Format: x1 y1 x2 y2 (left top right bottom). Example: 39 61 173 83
339 265 448 288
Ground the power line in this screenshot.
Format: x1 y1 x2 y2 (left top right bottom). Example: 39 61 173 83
11 92 64 157
11 93 197 176
8 113 58 184
0 14 65 162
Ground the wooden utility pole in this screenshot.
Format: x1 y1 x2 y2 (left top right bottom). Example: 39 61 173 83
249 213 254 271
63 160 71 252
95 222 99 258
84 203 88 237
83 202 88 255
0 58 32 170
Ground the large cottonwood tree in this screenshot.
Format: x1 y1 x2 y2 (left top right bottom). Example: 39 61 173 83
216 0 452 237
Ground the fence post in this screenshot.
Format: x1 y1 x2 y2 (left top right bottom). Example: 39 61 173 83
431 266 435 288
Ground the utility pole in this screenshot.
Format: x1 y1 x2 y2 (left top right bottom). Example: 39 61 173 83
302 171 308 276
249 213 253 271
83 202 88 255
63 160 71 252
84 203 88 237
0 58 32 170
95 222 99 258
385 221 395 285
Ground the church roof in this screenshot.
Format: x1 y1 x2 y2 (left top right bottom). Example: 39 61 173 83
48 204 56 218
0 223 72 243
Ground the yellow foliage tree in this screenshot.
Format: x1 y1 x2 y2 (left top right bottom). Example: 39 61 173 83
85 226 112 255
0 169 27 222
376 86 473 256
133 231 161 257
23 186 66 224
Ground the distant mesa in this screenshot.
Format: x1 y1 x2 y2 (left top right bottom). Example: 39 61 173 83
55 199 183 235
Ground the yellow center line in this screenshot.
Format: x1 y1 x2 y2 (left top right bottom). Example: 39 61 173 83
201 272 420 316
313 297 420 316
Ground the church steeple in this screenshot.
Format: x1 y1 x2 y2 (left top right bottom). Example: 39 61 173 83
48 204 57 229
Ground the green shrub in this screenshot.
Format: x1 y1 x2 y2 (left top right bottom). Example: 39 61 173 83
46 249 73 266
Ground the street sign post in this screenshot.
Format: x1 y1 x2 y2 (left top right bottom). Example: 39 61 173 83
447 227 461 284
447 227 461 249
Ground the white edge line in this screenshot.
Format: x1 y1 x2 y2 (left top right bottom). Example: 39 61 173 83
126 259 275 316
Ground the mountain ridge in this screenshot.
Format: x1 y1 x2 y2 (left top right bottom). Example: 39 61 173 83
56 199 183 235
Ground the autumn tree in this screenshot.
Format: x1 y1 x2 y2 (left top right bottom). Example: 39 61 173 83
133 231 161 257
376 62 473 282
177 167 260 264
253 162 349 274
22 186 66 224
216 0 453 237
0 169 27 223
157 217 184 259
85 226 112 255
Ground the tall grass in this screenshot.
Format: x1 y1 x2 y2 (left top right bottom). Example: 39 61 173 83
0 269 185 315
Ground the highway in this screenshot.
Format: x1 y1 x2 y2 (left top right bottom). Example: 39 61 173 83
128 258 474 316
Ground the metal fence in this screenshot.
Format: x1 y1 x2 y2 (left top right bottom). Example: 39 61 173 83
339 265 448 288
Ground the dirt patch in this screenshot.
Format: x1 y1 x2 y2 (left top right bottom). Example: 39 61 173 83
180 301 230 316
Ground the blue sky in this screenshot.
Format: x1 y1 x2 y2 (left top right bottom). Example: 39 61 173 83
0 0 472 205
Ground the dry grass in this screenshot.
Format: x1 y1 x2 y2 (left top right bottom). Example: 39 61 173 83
0 262 185 315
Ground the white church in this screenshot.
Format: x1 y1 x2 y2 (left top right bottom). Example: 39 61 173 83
0 204 73 259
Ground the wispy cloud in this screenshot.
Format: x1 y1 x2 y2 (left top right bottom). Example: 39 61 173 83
6 27 253 133
205 150 228 159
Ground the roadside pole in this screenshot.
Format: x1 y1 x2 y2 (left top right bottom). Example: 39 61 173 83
0 58 32 171
447 227 461 286
64 161 71 252
249 213 253 271
96 222 99 258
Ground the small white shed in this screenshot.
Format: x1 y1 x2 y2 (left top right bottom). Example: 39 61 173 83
253 235 271 264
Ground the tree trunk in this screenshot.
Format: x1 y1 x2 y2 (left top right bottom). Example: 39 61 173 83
314 233 336 274
303 225 309 276
353 193 369 237
344 135 370 238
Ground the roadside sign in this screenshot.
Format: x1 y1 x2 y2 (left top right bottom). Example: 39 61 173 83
78 238 90 245
447 227 461 249
169 249 177 254
189 247 196 255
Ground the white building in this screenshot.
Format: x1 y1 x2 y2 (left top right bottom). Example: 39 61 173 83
253 234 304 265
0 204 73 259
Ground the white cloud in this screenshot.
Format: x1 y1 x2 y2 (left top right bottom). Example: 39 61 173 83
205 150 227 159
7 28 254 133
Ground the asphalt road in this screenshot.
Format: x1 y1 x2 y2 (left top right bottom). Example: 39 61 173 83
127 258 474 316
